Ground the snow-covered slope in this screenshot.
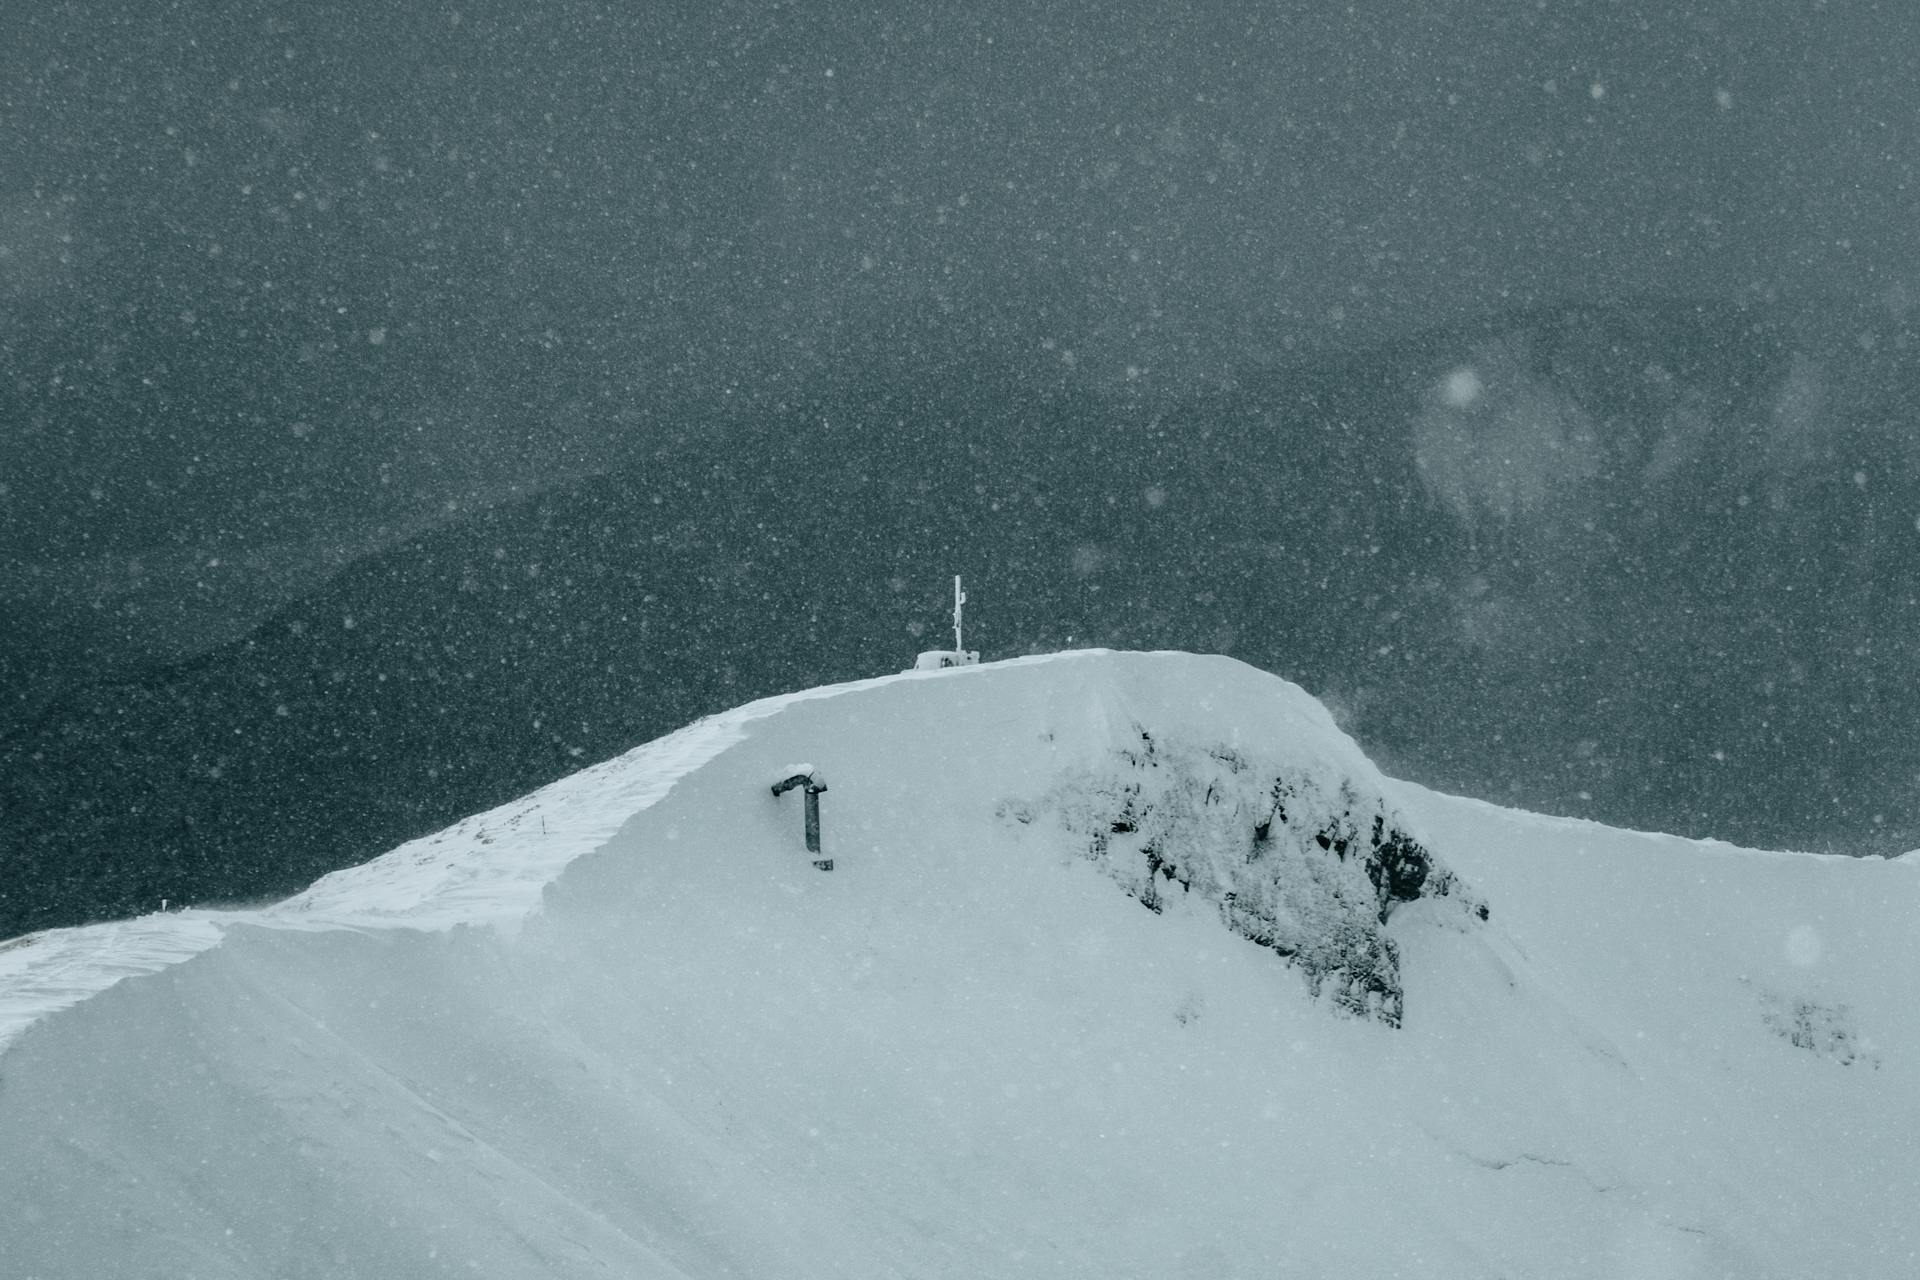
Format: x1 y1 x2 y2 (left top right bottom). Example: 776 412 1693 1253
2 651 1914 1278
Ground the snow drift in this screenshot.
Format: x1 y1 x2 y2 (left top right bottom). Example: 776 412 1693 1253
2 650 1915 1278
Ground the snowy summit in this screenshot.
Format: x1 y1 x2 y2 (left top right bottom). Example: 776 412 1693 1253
2 650 1915 1278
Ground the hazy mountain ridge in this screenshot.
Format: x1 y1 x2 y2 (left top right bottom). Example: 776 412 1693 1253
6 296 1918 937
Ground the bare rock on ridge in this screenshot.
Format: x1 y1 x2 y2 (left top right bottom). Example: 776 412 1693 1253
1003 723 1486 1027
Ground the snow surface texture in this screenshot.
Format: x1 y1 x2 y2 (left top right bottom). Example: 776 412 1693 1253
2 650 1916 1279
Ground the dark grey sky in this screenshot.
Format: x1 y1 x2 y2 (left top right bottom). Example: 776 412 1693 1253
7 2 1920 914
2 0 1915 629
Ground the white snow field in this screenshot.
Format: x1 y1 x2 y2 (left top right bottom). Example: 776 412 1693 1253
2 650 1915 1279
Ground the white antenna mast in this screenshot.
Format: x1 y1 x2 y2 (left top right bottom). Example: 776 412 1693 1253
910 575 980 671
952 575 966 654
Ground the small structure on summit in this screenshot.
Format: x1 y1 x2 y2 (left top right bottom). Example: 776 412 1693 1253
913 575 980 671
771 764 831 871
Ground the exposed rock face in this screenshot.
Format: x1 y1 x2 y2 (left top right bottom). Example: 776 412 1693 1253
1003 725 1485 1027
1749 983 1880 1069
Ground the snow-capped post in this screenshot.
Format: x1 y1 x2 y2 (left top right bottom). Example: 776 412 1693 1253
770 764 831 871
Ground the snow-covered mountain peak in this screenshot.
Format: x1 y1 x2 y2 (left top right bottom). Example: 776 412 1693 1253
529 648 1488 1028
3 649 1916 1278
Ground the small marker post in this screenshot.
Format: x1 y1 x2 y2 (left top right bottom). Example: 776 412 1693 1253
771 766 832 870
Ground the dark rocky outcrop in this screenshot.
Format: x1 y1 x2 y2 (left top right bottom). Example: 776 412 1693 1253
1002 728 1485 1027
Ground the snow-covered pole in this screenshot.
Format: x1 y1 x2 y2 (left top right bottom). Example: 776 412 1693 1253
952 574 966 655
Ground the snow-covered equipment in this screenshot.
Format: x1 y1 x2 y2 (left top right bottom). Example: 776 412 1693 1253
770 764 831 870
912 575 980 670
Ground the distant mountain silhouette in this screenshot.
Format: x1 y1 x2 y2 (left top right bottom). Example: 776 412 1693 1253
6 297 1918 936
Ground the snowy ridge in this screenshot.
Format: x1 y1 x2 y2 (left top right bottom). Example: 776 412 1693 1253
255 652 1050 929
259 704 771 932
0 654 1041 1054
3 650 1916 1278
1390 779 1869 864
0 915 226 1055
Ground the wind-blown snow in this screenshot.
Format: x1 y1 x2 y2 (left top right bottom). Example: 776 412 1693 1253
2 650 1915 1278
0 663 937 1050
